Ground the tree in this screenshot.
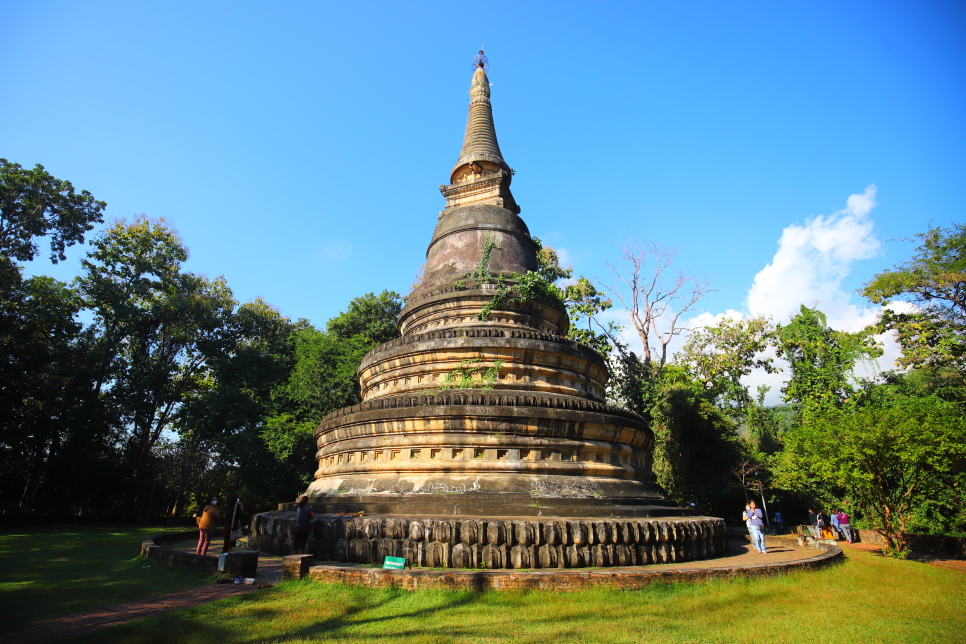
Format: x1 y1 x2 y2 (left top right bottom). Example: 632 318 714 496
676 315 778 417
601 240 714 373
775 305 881 416
528 238 617 355
775 394 966 556
863 222 966 370
0 274 114 515
76 217 235 507
0 158 106 263
173 298 308 512
326 290 402 345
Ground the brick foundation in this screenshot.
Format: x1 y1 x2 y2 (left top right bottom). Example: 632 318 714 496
296 543 842 591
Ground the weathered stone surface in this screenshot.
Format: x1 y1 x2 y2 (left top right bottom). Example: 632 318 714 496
514 521 535 547
451 543 473 569
570 521 588 546
544 521 562 546
510 544 531 569
481 543 506 569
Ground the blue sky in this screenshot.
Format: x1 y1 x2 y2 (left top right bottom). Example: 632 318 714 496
3 1 964 396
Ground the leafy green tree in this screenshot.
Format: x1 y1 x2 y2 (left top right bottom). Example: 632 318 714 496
0 158 106 263
76 217 235 506
863 222 965 370
0 274 114 514
776 305 881 416
173 298 309 512
531 238 617 355
676 316 778 418
326 290 402 345
609 354 743 515
775 393 966 555
262 329 371 464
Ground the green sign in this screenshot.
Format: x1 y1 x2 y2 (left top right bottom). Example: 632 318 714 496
383 556 408 570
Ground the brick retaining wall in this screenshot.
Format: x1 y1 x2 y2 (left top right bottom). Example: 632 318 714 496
294 544 843 591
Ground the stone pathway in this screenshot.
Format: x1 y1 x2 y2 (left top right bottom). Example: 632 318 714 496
0 584 263 644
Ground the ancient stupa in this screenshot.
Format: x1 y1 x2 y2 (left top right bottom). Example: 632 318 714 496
250 54 726 568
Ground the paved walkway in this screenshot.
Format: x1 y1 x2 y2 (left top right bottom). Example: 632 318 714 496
0 583 264 644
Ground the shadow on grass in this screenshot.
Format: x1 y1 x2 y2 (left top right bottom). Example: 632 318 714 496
0 526 212 627
52 549 966 644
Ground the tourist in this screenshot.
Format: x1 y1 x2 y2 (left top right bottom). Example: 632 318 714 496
815 510 828 539
196 496 219 556
222 495 245 553
837 509 853 543
807 509 819 538
745 499 767 554
292 495 315 555
830 508 841 538
772 510 784 534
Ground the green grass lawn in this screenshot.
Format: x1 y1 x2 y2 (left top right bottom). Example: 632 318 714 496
64 547 964 644
0 526 212 627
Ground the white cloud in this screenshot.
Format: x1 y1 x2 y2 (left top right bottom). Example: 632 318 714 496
321 241 352 262
738 185 903 403
746 184 880 330
598 185 909 406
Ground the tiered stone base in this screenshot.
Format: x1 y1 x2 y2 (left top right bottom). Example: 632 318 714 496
250 512 727 569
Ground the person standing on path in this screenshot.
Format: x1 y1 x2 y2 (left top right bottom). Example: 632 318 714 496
745 500 767 553
292 495 314 555
196 497 219 556
773 510 784 534
222 495 245 553
830 508 841 538
837 510 853 543
816 510 829 539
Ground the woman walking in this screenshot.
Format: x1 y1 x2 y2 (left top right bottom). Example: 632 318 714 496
195 496 219 556
744 500 767 554
837 509 853 543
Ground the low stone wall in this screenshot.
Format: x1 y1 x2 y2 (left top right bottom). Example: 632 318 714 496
140 531 218 574
140 531 259 576
292 545 843 591
735 532 838 551
856 529 966 558
250 512 727 569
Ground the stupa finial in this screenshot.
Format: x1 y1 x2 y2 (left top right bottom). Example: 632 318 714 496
449 50 506 184
474 48 488 70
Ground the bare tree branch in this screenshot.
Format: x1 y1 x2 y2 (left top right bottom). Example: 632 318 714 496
601 239 715 372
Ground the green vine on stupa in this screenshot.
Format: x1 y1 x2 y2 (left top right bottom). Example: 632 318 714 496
454 234 566 321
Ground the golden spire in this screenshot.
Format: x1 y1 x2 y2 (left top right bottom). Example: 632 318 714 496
450 50 507 183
